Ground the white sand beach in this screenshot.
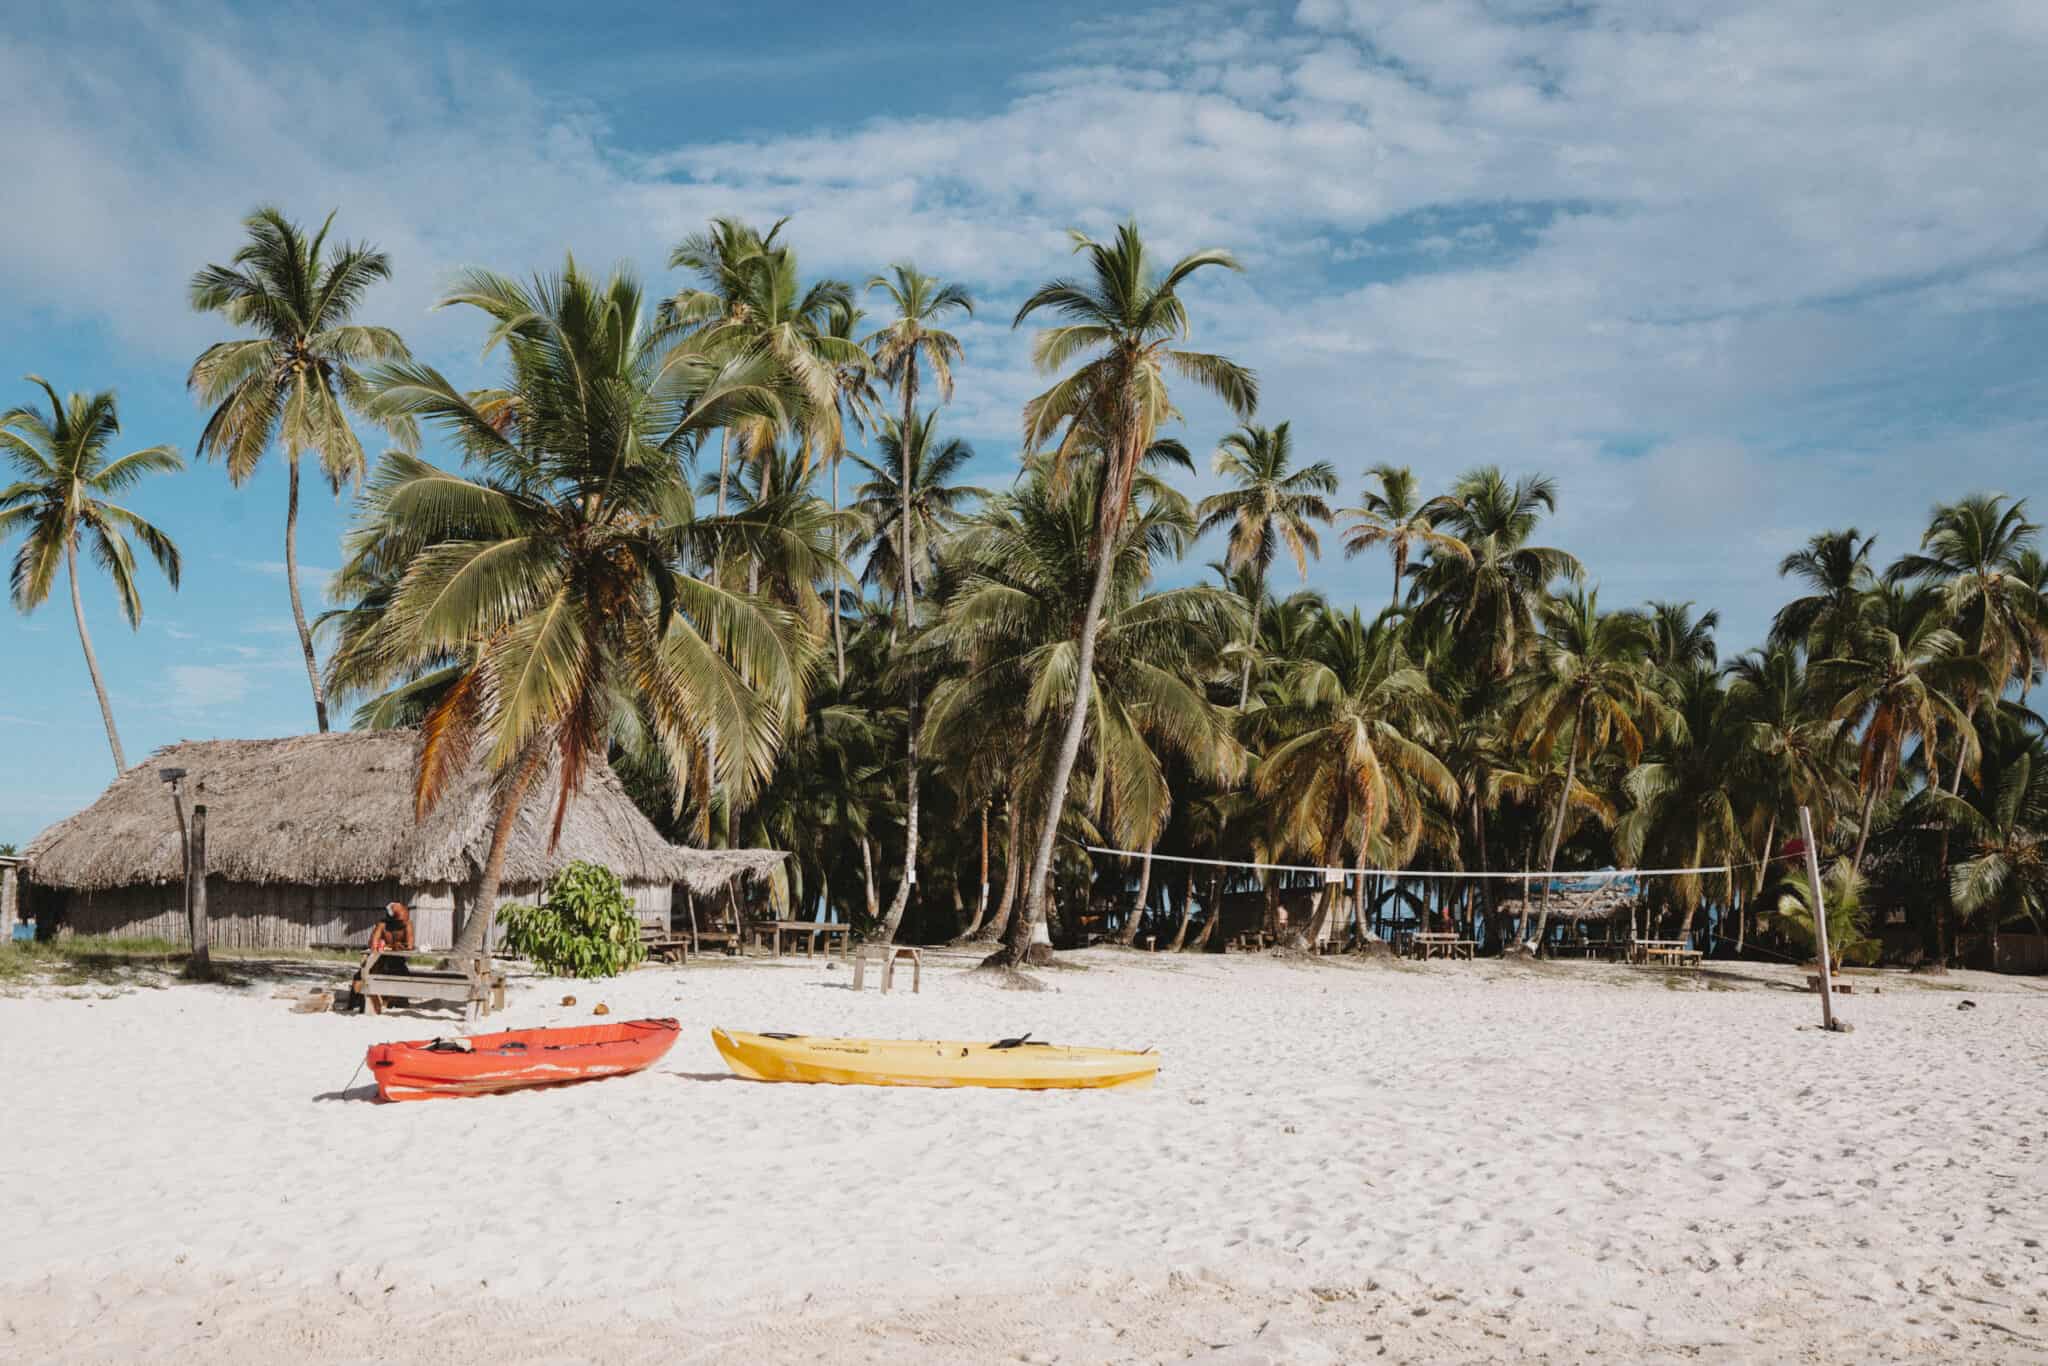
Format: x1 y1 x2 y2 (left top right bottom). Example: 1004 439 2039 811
3 950 2044 1363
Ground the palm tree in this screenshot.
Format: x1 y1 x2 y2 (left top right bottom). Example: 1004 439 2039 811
1817 584 1985 875
1619 666 1743 943
1890 494 2045 788
1415 466 1580 679
1646 600 1720 674
924 459 1244 905
1776 858 1879 971
1341 463 1467 612
1252 608 1457 948
0 379 182 771
822 302 882 683
1947 727 2048 967
187 207 411 732
1513 589 1668 949
1723 644 1845 945
848 412 986 610
997 220 1257 967
1771 528 1877 659
337 257 809 954
1194 421 1336 706
861 264 973 944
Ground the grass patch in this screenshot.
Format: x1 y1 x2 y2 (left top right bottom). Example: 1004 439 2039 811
0 937 356 990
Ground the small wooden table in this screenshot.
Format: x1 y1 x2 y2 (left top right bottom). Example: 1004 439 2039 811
1636 939 1702 968
639 925 691 963
352 950 506 1022
757 920 853 959
1408 932 1475 961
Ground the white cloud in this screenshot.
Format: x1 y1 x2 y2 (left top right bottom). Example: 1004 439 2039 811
166 665 248 711
1 0 2044 656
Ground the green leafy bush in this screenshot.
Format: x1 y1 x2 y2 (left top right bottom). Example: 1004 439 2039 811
1773 857 1882 970
498 862 647 978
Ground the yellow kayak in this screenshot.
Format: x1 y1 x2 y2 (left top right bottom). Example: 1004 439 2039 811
711 1028 1159 1090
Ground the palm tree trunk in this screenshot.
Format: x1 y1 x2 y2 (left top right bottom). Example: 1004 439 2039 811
971 797 1024 943
1851 774 1881 873
1391 542 1407 613
1236 578 1264 709
284 455 330 733
830 451 846 684
1191 870 1224 951
1165 867 1196 950
879 374 922 944
858 834 880 924
1116 841 1155 946
67 537 126 772
955 802 992 940
1528 707 1583 952
994 526 1118 968
716 429 731 518
452 740 549 955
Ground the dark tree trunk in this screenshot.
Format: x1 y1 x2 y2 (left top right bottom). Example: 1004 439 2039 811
1528 705 1583 952
971 797 1025 944
283 455 330 733
66 537 126 772
1115 840 1155 946
452 740 549 955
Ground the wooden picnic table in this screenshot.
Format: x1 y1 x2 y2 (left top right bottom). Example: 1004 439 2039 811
1407 931 1476 961
1634 938 1702 968
753 920 853 959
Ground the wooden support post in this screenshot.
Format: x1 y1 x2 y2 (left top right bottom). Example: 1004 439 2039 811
188 798 210 975
0 861 19 944
1798 806 1843 1032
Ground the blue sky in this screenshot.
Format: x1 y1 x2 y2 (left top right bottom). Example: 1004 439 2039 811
4 0 2046 840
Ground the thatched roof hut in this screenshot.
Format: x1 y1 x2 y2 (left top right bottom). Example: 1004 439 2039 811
23 732 783 949
1494 871 1641 924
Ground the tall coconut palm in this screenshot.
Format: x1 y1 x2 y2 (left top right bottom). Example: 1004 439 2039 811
1618 666 1744 942
924 459 1244 918
187 207 412 732
1646 600 1720 674
822 302 882 683
1194 421 1336 706
1816 584 1985 875
1771 528 1877 659
1946 726 2048 966
848 412 986 610
1890 494 2045 787
1415 466 1580 679
862 264 973 943
1252 608 1457 948
997 220 1257 967
1513 589 1668 949
338 258 808 954
0 379 182 771
1341 463 1468 612
1723 645 1846 938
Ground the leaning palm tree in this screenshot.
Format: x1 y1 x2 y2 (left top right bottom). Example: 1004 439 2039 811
863 263 973 942
1512 589 1668 949
0 379 182 771
1816 584 1985 874
187 207 412 732
1194 421 1336 706
1946 727 2048 967
1341 463 1468 612
1889 494 2045 789
1722 644 1847 943
1618 666 1744 943
995 220 1257 967
337 257 809 954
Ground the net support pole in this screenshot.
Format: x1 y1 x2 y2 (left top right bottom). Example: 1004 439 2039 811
1798 806 1843 1033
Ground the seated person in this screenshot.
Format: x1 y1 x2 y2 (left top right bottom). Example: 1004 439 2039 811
367 901 415 967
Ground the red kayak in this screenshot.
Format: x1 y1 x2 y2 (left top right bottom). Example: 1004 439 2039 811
366 1018 680 1102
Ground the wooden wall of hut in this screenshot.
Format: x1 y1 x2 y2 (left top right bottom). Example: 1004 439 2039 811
46 879 672 950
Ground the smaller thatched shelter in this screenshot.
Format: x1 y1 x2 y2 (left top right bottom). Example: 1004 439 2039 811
23 732 783 950
1495 871 1641 927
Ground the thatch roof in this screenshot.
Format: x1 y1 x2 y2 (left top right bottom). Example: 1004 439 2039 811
24 732 783 894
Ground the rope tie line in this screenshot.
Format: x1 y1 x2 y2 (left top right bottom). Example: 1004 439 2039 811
1084 846 1781 881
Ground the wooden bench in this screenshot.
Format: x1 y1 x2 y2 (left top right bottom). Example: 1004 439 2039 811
1636 939 1702 968
1408 932 1476 961
757 920 852 959
352 949 506 1022
638 925 691 964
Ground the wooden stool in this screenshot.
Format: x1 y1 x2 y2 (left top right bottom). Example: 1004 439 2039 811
852 945 922 993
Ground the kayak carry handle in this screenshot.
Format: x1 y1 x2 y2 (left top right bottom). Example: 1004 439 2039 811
991 1035 1050 1049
